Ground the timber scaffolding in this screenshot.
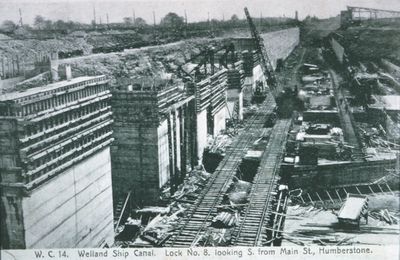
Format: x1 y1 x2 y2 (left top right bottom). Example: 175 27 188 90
162 94 278 247
115 77 190 118
0 75 113 190
232 119 292 246
189 69 227 114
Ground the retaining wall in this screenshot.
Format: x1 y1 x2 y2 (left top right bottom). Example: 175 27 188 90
288 159 397 190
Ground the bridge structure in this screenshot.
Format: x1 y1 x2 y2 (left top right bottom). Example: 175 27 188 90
342 6 400 26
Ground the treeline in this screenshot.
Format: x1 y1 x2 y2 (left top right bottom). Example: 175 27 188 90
1 12 300 37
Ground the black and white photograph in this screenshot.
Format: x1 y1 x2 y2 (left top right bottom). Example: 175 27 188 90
0 0 399 259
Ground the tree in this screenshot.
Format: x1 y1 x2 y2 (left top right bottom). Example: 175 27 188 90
230 14 239 21
160 12 184 29
1 20 17 33
54 20 68 30
134 17 147 27
34 15 46 29
123 17 133 25
43 20 53 30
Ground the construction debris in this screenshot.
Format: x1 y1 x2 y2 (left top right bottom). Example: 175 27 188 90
211 212 238 228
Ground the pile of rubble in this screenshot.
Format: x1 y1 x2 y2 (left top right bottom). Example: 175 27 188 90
115 166 211 247
205 134 234 156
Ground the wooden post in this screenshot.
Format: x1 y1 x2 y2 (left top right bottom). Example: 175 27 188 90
335 189 342 202
368 185 375 194
12 57 16 77
8 58 12 78
377 183 384 193
326 190 334 204
307 193 313 203
22 59 26 78
315 191 324 203
1 58 4 79
16 55 20 76
385 183 394 195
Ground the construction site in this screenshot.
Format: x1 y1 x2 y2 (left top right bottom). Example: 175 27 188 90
0 3 399 250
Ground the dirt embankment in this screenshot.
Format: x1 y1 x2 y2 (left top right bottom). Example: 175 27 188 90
338 27 400 65
57 38 225 85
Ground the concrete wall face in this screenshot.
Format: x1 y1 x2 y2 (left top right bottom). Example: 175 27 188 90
226 89 239 119
213 106 227 136
242 78 253 104
253 65 265 85
111 122 160 205
158 119 170 188
173 111 182 176
331 38 345 64
22 147 114 248
261 28 300 70
196 109 208 163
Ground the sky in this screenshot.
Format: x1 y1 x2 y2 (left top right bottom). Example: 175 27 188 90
1 0 400 25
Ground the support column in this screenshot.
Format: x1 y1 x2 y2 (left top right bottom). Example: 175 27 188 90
180 107 187 182
167 112 176 194
188 100 196 168
1 58 5 79
238 90 243 121
174 109 180 182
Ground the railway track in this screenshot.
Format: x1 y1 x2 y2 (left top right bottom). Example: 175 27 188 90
232 119 292 246
163 94 276 247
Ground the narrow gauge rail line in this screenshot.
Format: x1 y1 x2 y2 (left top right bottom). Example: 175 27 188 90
163 95 276 247
232 119 292 246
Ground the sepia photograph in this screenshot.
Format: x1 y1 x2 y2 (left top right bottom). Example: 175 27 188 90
0 0 399 259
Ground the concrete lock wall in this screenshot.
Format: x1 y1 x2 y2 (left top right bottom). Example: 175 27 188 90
22 147 114 248
242 78 253 104
261 27 300 70
226 89 242 119
213 106 227 136
331 38 345 64
173 111 182 177
158 119 170 188
196 109 208 163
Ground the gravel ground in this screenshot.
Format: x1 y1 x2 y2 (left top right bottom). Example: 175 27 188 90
283 192 400 246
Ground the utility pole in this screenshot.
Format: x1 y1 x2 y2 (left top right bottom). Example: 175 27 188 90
106 13 109 25
93 4 96 29
18 8 23 26
184 9 188 38
184 9 188 24
152 10 156 41
207 12 213 37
